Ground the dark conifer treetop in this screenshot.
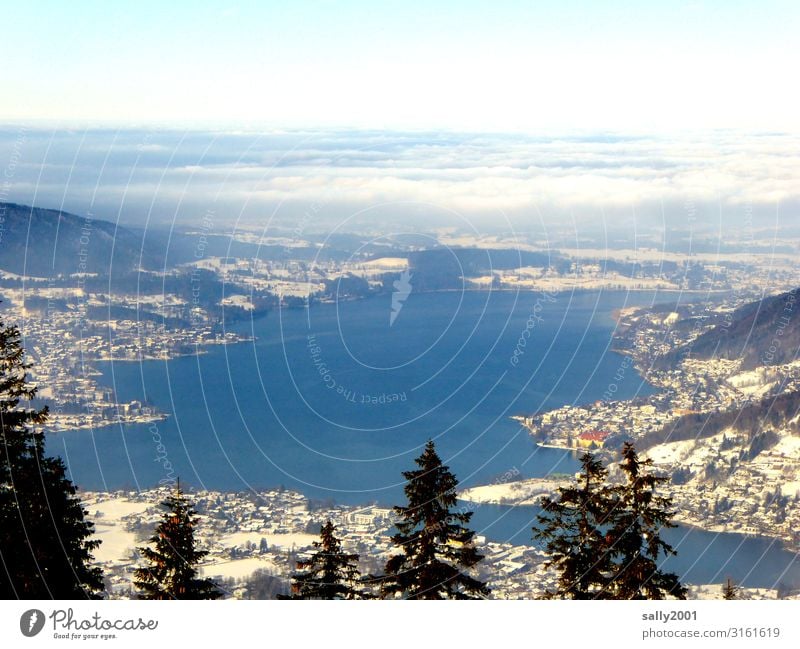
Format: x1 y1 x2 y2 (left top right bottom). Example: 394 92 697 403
534 444 688 600
0 317 104 598
287 520 363 599
134 483 223 600
380 440 490 599
722 577 739 600
606 443 687 600
535 453 618 599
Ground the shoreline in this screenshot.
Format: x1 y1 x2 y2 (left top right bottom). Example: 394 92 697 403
53 288 796 554
46 412 169 435
459 478 798 553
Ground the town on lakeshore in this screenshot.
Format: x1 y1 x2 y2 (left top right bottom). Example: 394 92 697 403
84 486 791 601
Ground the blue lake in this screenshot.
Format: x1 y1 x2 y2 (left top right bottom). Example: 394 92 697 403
51 289 799 588
56 290 658 496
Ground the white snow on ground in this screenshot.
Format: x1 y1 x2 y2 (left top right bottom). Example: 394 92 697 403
723 363 800 399
218 531 318 550
467 273 678 291
468 275 494 286
220 294 255 310
781 481 800 498
649 428 800 470
459 478 560 506
645 439 698 465
85 498 154 564
87 498 153 520
92 527 139 564
188 257 225 270
557 247 798 267
1 270 50 281
273 280 325 297
727 367 770 389
737 381 778 398
772 435 800 456
359 257 409 270
436 235 541 251
229 234 313 248
688 584 794 600
83 495 294 591
201 557 277 581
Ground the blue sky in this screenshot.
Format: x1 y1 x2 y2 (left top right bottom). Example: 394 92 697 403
2 0 798 130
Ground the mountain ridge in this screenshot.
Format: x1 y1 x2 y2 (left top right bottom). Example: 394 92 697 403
0 201 157 276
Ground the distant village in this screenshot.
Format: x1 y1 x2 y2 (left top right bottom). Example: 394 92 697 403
86 487 555 600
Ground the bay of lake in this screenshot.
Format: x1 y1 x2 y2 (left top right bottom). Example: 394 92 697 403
52 289 799 588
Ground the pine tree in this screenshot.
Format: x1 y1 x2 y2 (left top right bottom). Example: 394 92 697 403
286 520 363 599
0 317 104 598
533 452 618 599
722 577 738 600
380 440 490 599
607 443 687 600
134 484 223 599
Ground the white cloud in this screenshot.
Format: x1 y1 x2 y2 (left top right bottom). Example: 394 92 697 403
1 128 798 228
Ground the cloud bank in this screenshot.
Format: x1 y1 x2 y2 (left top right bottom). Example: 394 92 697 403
0 127 797 232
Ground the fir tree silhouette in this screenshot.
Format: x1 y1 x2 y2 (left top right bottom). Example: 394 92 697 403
380 440 489 599
534 452 618 599
0 316 104 598
134 482 223 599
606 443 687 600
285 520 363 599
722 577 739 600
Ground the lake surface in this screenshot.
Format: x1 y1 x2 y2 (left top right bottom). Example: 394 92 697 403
51 289 799 588
56 290 658 497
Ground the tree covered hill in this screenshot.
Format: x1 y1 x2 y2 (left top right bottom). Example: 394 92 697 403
0 201 369 281
662 289 800 371
0 201 159 277
642 388 800 449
